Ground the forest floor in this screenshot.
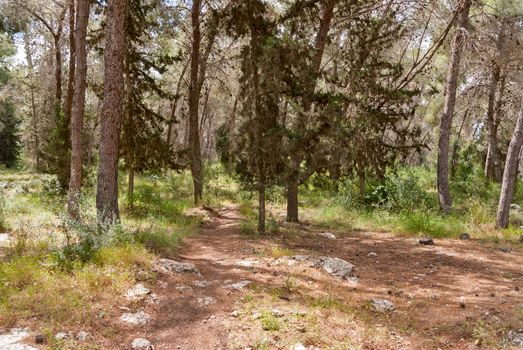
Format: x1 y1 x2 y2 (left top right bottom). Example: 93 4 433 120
99 205 523 350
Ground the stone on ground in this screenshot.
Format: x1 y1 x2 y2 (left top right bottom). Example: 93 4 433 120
154 259 200 274
419 238 434 245
370 298 395 312
314 256 355 280
132 338 154 350
120 311 151 325
225 280 251 290
510 204 522 211
507 328 523 346
76 331 89 341
54 332 70 340
126 283 151 301
0 328 37 350
197 296 216 307
367 252 378 258
318 232 336 239
459 233 470 240
235 259 257 267
291 343 320 350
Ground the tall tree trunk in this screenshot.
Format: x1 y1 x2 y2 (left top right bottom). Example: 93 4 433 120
96 0 126 224
496 94 523 228
286 0 335 222
67 0 90 220
166 60 189 145
436 0 471 214
484 65 502 182
65 0 76 124
188 0 203 207
24 32 41 169
450 109 468 178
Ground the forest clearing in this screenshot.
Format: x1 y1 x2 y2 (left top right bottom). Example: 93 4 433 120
0 0 522 349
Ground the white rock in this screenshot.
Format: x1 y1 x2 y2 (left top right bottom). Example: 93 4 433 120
225 280 251 290
367 252 378 258
76 331 89 341
0 328 31 347
54 332 70 340
154 259 200 274
2 345 39 350
197 296 216 307
132 338 154 350
271 309 284 317
314 256 355 280
231 310 240 317
370 298 395 312
235 259 257 267
120 311 151 325
194 280 213 287
319 232 336 239
126 284 151 301
0 233 11 246
290 343 319 350
507 328 523 346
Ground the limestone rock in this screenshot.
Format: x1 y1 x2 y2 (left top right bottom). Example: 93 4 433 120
132 338 154 350
367 252 378 258
126 284 151 301
318 232 336 239
459 233 470 240
507 328 523 346
0 328 37 350
225 280 251 290
120 311 151 325
154 259 199 274
314 256 355 280
197 296 216 307
370 298 395 312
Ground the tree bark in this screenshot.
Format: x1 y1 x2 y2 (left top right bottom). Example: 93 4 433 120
436 0 471 214
286 0 335 222
484 66 502 182
65 0 76 124
358 171 366 201
96 0 126 224
67 0 90 220
188 0 203 207
496 94 523 228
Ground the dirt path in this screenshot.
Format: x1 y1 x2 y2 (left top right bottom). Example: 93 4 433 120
113 206 523 350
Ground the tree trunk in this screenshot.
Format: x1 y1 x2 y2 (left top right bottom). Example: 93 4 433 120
286 0 335 222
436 0 471 214
450 109 469 178
65 0 76 124
67 0 90 220
484 65 502 182
496 94 523 228
166 60 189 145
96 0 126 224
188 0 203 207
258 181 266 235
286 180 299 223
358 171 366 201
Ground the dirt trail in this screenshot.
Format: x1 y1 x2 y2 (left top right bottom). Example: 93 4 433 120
113 206 523 350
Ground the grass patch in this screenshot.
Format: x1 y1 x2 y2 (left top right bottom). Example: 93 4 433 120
260 310 281 331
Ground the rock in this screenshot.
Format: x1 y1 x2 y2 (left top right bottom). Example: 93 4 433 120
419 238 434 245
510 204 522 211
34 334 45 344
252 311 262 320
76 331 89 342
459 233 470 240
370 299 395 312
314 256 355 280
271 309 284 317
231 310 240 317
0 328 32 348
135 270 154 281
507 328 523 346
225 280 251 290
54 332 70 341
367 252 378 258
500 247 512 253
126 283 151 301
154 259 199 274
120 311 151 325
197 296 216 307
235 259 257 267
2 344 39 350
175 284 192 292
318 232 336 239
459 297 466 309
194 280 213 287
132 338 154 350
291 343 307 350
0 233 11 246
